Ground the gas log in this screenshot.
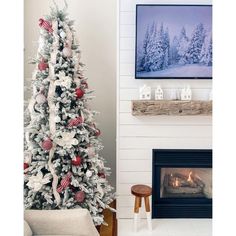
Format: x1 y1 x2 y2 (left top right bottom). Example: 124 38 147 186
164 173 205 195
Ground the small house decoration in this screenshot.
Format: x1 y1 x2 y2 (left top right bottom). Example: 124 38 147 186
155 85 164 100
209 89 212 101
139 84 151 100
180 85 192 101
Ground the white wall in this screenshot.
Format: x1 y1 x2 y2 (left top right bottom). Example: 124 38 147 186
24 0 117 187
117 0 212 218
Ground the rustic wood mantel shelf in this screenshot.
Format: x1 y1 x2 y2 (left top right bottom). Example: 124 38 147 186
132 100 212 116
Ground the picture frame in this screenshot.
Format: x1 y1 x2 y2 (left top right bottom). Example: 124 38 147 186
135 4 212 79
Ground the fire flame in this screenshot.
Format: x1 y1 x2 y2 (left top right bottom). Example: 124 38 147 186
175 178 180 187
172 177 180 187
187 171 193 182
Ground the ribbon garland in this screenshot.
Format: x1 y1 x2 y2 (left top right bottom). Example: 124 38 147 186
47 20 61 206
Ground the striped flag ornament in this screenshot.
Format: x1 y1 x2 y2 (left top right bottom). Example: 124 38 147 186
39 18 53 33
67 117 83 127
57 172 72 193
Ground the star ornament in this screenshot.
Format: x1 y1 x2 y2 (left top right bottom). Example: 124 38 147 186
27 171 51 192
54 131 79 149
54 71 72 89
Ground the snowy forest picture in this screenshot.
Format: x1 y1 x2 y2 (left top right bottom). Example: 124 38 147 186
135 5 212 79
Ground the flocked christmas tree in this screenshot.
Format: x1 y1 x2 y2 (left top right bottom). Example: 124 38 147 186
186 23 206 64
177 27 189 65
24 2 114 226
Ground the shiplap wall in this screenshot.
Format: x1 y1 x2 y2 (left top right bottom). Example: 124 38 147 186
117 0 212 219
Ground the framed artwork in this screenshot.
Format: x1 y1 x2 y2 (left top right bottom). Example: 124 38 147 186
135 5 212 79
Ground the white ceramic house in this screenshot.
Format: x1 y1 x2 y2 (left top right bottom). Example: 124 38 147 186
155 85 164 100
180 86 192 100
139 85 151 100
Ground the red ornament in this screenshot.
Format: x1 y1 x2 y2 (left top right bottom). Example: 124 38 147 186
38 59 49 71
95 129 101 137
39 18 53 33
57 172 72 193
68 117 83 127
72 156 82 166
98 172 106 178
24 163 29 170
42 138 53 151
75 191 85 203
75 88 84 99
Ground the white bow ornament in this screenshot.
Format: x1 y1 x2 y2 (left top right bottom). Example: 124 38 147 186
54 131 78 149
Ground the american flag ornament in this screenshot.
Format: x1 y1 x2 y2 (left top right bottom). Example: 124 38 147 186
39 18 53 33
57 172 72 193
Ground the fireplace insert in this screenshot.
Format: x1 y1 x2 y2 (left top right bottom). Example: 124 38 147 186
152 149 212 218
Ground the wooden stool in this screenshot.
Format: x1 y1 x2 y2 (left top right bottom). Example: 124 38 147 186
131 184 152 232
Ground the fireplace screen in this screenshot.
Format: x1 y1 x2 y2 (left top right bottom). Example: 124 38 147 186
160 168 212 199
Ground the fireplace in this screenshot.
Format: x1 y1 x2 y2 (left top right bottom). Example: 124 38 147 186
152 149 212 218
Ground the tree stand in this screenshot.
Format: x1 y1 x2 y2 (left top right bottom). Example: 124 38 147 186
131 184 152 232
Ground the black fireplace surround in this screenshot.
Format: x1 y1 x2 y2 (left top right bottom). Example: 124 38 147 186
152 149 212 218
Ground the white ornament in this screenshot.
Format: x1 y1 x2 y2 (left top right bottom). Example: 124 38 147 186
180 86 192 101
86 170 93 178
35 93 47 104
66 39 72 48
209 89 212 101
155 85 164 100
54 116 61 123
54 71 72 89
26 171 51 192
60 31 66 39
139 84 151 100
63 46 72 58
54 131 78 149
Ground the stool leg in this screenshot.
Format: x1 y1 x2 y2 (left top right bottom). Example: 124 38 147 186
134 196 141 232
137 197 142 226
144 196 152 231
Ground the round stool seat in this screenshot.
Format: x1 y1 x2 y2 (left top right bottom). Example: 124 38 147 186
131 184 152 197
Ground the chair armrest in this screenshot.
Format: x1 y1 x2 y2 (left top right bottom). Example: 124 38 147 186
24 209 99 236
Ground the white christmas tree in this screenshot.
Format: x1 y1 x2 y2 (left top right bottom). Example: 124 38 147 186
200 33 212 66
177 27 189 65
162 27 170 69
144 22 165 71
24 2 114 226
186 23 206 64
170 36 180 65
143 22 158 71
136 25 151 72
136 45 145 72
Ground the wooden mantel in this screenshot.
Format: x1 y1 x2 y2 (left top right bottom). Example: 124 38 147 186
132 100 212 116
